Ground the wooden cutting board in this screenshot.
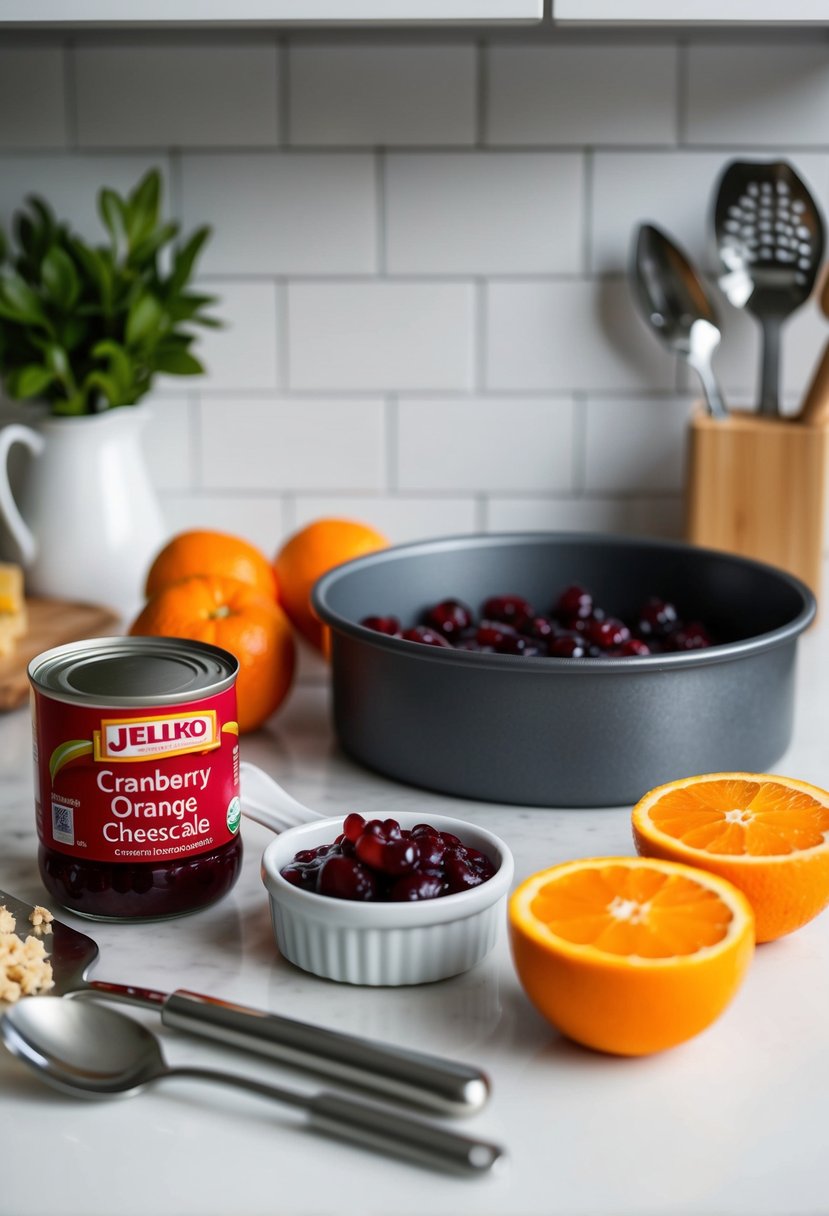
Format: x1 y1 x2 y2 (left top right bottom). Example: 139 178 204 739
0 597 121 711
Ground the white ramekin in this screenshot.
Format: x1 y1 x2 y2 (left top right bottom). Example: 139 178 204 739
260 812 514 987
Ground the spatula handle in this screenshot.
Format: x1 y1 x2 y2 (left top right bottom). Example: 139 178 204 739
160 989 489 1117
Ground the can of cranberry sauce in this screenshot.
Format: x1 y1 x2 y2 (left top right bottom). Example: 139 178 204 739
29 636 242 922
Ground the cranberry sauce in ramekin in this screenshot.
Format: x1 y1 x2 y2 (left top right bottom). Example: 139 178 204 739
29 637 243 922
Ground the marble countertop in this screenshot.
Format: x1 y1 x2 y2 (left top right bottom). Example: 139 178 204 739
3 621 829 1216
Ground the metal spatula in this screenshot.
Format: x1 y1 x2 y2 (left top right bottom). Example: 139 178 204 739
0 888 487 1116
713 159 825 417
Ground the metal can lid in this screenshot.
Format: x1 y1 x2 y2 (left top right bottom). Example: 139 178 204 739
28 636 239 707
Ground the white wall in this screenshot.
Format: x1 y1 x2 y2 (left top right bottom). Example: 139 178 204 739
2 32 829 557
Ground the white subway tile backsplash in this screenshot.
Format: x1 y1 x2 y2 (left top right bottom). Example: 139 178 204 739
75 44 280 148
584 395 691 494
189 281 279 392
486 494 684 539
292 495 478 544
0 154 173 244
289 43 476 146
201 396 385 491
1 31 828 573
159 493 286 557
686 46 829 147
180 153 377 275
386 152 583 274
397 396 575 492
591 150 829 275
143 396 195 492
0 47 66 149
486 280 677 391
288 283 475 391
486 44 677 147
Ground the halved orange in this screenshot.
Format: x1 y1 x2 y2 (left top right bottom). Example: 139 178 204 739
632 772 829 943
509 857 754 1056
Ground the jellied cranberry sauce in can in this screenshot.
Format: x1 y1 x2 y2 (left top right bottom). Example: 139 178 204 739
29 637 242 921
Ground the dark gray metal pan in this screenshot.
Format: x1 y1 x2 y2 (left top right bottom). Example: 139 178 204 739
313 533 815 809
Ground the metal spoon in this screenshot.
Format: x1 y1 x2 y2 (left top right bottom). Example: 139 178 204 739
631 222 728 420
1 997 503 1176
713 159 825 418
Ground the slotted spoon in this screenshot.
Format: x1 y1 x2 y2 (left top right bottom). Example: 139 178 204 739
713 159 825 417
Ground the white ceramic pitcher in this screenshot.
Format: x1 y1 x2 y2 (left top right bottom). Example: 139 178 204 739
0 406 166 621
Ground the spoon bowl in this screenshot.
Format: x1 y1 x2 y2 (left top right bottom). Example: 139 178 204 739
631 222 728 420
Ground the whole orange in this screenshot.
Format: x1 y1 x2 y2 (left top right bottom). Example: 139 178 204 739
129 575 295 734
146 529 277 601
274 518 388 650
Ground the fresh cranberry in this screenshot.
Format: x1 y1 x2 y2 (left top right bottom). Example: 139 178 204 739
617 638 652 656
400 626 453 648
317 856 378 900
586 617 631 650
343 812 366 843
422 598 473 638
523 615 557 641
637 597 679 638
361 615 401 637
481 595 534 629
389 873 445 901
444 855 485 894
553 585 593 621
668 622 712 651
280 816 497 903
549 633 589 658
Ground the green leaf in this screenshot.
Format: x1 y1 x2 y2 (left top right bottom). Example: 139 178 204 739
13 213 37 259
126 169 161 247
128 221 179 270
154 348 204 376
44 343 71 380
125 293 164 346
0 273 51 329
169 226 211 294
42 246 80 311
83 369 123 409
26 196 56 241
98 188 128 247
0 225 6 264
92 339 133 395
5 364 56 399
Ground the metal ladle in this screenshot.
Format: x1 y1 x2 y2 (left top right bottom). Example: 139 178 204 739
631 222 728 420
1 997 503 1176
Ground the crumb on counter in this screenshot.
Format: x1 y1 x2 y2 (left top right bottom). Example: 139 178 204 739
0 905 54 1003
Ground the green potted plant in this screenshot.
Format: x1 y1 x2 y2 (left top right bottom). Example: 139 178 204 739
0 168 220 616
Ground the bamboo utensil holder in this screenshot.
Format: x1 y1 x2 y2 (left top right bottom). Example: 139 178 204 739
685 408 829 598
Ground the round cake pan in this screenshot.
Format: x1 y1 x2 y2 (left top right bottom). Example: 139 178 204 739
312 533 815 809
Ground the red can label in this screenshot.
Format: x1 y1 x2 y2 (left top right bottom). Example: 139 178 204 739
32 687 240 865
